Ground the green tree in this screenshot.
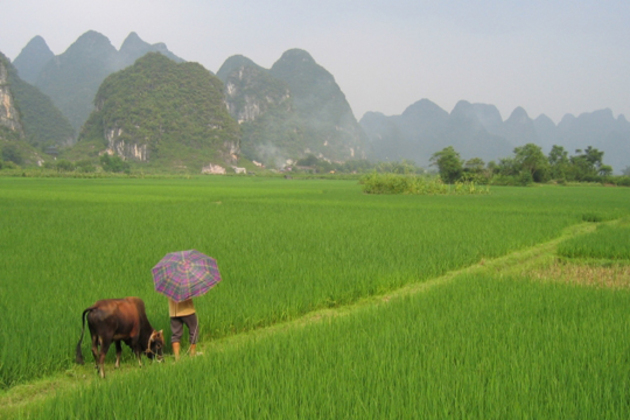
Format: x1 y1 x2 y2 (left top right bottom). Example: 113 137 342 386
461 157 488 183
100 154 130 173
1 144 24 165
75 159 96 173
464 157 485 174
583 146 604 169
496 157 518 176
569 147 605 181
55 159 75 172
548 145 570 180
513 143 550 182
296 154 319 167
388 159 417 175
599 165 613 177
430 146 463 183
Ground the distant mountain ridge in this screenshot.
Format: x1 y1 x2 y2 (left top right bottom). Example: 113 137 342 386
7 29 629 173
13 31 184 134
218 49 367 167
360 100 630 173
11 35 54 85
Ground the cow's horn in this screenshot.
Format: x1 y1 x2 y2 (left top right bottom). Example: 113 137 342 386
148 330 156 346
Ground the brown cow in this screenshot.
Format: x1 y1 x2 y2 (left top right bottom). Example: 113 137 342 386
75 297 164 378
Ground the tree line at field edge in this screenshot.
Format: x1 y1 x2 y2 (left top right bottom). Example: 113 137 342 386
2 139 629 186
430 143 630 186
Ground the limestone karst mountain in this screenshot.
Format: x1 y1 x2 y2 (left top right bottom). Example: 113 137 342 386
218 55 291 124
532 114 557 150
78 53 239 171
360 99 449 163
360 111 407 162
360 100 630 172
12 35 54 85
8 29 629 173
555 109 630 173
217 49 367 167
118 32 184 67
33 31 119 132
361 99 512 166
0 54 24 137
1 51 74 156
442 100 514 163
1 53 40 165
14 31 183 134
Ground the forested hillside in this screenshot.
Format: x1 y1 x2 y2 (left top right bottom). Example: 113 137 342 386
1 51 73 166
78 53 239 171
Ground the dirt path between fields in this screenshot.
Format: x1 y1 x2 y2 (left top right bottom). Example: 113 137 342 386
0 222 603 416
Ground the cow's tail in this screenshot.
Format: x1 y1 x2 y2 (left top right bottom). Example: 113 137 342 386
75 307 93 365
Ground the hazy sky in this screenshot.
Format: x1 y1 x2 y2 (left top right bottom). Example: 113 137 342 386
2 0 629 123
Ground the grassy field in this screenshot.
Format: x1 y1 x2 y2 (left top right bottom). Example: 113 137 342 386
17 274 630 419
557 218 630 261
1 177 630 417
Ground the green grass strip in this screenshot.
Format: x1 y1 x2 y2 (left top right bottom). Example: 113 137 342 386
0 222 599 418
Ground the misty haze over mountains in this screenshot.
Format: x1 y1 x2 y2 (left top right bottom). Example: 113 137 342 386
361 100 630 173
3 30 630 173
217 49 367 165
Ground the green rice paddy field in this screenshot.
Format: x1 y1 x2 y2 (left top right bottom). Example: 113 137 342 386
1 177 630 418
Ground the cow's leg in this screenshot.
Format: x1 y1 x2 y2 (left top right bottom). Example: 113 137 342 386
98 338 113 379
130 336 143 368
115 341 122 368
91 334 100 370
136 349 143 368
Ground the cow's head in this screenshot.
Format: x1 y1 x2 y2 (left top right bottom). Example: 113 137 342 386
147 330 165 362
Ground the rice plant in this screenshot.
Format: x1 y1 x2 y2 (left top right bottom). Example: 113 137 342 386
0 177 629 389
557 221 630 260
17 274 630 419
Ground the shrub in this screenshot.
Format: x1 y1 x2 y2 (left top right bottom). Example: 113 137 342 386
55 159 75 172
360 172 488 195
1 144 23 165
612 176 630 187
100 154 130 173
0 160 18 170
75 160 96 173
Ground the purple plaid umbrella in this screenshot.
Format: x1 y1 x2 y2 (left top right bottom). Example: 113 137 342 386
152 250 222 302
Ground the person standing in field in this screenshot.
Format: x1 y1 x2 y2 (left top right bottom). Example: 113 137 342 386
168 297 198 360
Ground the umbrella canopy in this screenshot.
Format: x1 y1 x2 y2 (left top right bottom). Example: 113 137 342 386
152 250 222 302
